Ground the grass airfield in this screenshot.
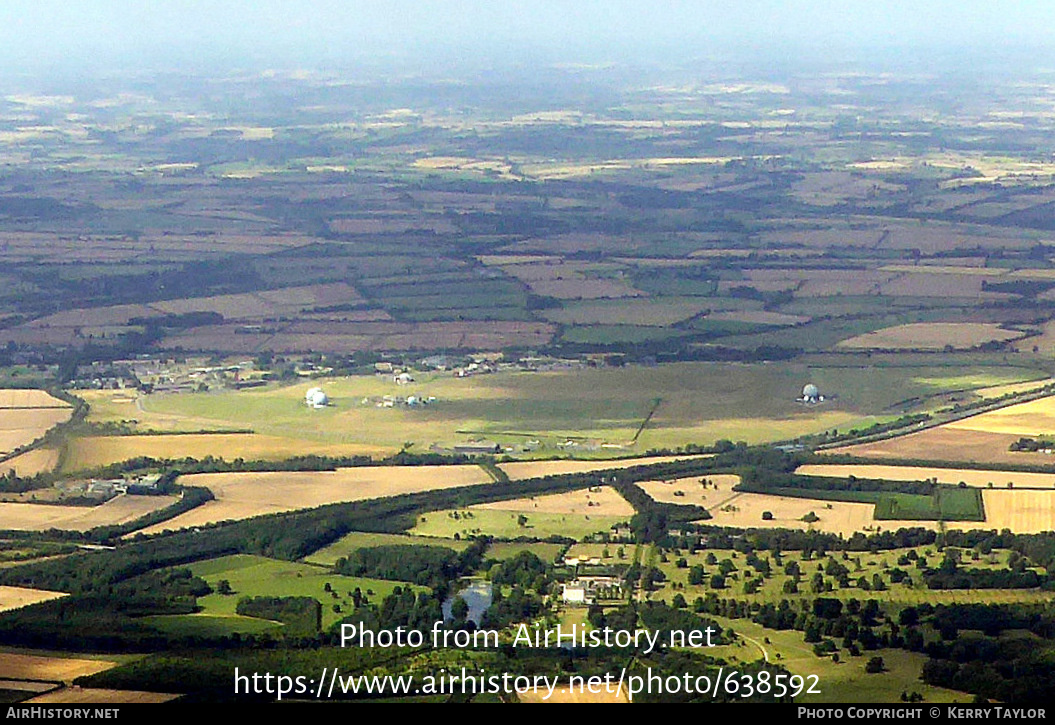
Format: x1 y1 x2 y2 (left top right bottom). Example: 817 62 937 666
66 363 1042 468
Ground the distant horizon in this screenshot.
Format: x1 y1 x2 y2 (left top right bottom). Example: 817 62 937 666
1 1 1054 78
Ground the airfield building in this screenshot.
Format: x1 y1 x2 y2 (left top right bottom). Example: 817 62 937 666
305 387 329 408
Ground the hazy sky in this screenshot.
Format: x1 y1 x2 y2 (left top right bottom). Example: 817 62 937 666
1 1 1053 73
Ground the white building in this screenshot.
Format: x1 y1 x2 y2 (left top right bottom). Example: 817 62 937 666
305 387 329 408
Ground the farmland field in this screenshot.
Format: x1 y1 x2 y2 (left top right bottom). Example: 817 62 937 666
695 491 914 535
497 456 700 480
25 689 180 704
0 652 116 682
0 495 179 532
825 426 1050 466
942 395 1055 436
0 586 65 613
797 464 1055 489
472 486 634 517
184 554 422 630
953 489 1055 534
301 531 473 566
0 448 59 477
63 433 389 472
135 465 492 535
411 507 628 541
0 389 72 456
636 474 741 507
836 323 1026 350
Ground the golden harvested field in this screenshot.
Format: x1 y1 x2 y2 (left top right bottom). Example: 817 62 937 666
498 456 704 481
825 426 1049 466
0 390 70 408
836 323 1025 350
797 464 1055 489
943 395 1055 436
135 465 493 535
474 486 634 517
697 491 920 536
636 474 741 507
0 652 116 682
0 586 65 613
0 448 59 477
63 433 388 471
953 490 1055 534
0 408 72 455
26 689 180 704
0 495 179 532
519 684 628 703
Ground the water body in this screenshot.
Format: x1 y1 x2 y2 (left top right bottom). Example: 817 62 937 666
442 579 493 625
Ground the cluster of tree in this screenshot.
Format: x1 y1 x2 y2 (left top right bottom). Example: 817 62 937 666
479 586 544 629
923 558 1045 590
638 601 728 646
335 545 461 590
488 551 550 590
1009 437 1055 452
236 596 321 634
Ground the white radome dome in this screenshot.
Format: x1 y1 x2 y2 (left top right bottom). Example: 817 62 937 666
802 384 820 399
306 388 328 407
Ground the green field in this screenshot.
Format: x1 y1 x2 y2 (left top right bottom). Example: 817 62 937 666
706 616 970 704
302 531 472 566
186 554 423 630
410 508 627 541
484 542 567 563
139 613 282 637
127 363 1045 457
874 488 985 522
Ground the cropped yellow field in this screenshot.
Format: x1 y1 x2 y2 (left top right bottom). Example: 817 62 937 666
0 408 71 455
519 685 628 703
474 486 634 517
836 323 1025 351
825 426 1045 466
498 456 702 481
0 652 116 682
0 390 70 408
26 689 180 704
797 464 1055 489
698 492 903 535
0 494 179 532
63 433 388 472
954 490 1055 534
0 586 66 613
636 474 741 507
943 395 1055 436
0 448 59 477
136 465 493 535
